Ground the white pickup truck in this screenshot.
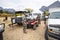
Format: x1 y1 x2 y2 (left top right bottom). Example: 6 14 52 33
45 8 60 40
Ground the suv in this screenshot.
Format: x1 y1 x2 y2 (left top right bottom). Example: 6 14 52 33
23 13 39 33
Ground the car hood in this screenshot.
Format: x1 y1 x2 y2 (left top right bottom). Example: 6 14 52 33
48 19 60 25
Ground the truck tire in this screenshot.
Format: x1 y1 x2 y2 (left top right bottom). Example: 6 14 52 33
45 26 48 40
33 25 36 30
0 33 3 40
36 22 39 27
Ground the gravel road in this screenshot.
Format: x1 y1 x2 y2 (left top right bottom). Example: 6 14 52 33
0 17 46 40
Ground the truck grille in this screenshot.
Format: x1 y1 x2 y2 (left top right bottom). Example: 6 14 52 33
49 25 60 34
16 17 22 23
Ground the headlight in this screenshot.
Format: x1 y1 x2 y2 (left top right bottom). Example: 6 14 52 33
0 23 5 32
48 26 60 34
48 29 53 32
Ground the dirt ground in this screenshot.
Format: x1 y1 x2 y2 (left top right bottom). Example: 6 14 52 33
0 17 46 40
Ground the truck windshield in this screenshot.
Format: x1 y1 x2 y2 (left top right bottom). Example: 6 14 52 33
49 12 60 19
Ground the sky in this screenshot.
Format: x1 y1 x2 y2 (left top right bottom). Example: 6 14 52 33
0 0 58 12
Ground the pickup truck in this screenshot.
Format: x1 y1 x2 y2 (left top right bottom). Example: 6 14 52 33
45 8 60 40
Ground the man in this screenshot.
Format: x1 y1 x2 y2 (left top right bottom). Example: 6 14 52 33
44 16 46 24
23 14 28 33
37 14 41 24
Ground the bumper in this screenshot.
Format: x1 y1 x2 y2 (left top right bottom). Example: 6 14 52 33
27 23 35 25
48 32 60 39
16 21 22 23
15 19 22 23
26 21 38 25
15 17 22 23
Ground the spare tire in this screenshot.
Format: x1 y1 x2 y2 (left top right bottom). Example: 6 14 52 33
45 26 48 40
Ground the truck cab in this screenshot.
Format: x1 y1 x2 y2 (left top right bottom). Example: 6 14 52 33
45 8 60 40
